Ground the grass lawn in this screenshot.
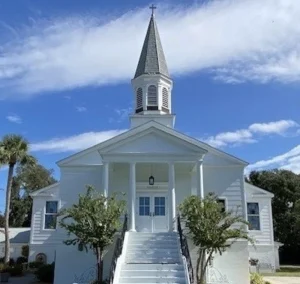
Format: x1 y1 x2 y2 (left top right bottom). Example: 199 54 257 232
262 267 300 277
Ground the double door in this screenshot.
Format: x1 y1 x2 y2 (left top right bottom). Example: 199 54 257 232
136 193 168 232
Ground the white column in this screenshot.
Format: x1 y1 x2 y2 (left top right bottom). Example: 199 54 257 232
129 162 136 232
196 159 204 199
168 162 176 232
102 162 109 198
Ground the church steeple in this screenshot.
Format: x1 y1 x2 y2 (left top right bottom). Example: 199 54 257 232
134 13 170 79
130 7 175 129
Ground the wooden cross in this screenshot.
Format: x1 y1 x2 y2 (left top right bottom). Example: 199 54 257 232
149 4 157 16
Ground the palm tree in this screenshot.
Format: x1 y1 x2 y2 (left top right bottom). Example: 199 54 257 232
0 134 36 263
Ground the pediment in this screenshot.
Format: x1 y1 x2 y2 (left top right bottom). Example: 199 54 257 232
245 183 274 198
100 129 206 155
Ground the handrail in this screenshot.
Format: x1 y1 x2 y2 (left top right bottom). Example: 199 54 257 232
109 214 128 284
177 214 194 284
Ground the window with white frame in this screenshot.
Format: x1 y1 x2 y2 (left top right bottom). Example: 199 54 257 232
162 87 169 109
44 201 58 230
217 199 226 213
247 202 260 230
147 85 157 106
136 88 143 109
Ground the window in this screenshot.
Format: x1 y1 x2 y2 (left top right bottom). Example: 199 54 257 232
247 203 260 230
139 197 150 216
217 199 226 213
147 85 157 106
162 87 169 109
44 201 58 230
154 197 166 216
136 88 143 110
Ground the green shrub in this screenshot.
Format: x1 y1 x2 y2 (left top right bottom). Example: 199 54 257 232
250 273 264 284
16 256 28 265
21 245 29 258
0 257 15 266
35 262 55 283
8 265 23 277
0 263 10 273
265 282 271 284
29 261 44 269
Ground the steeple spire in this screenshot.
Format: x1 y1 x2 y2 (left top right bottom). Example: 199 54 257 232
134 9 170 79
130 7 175 129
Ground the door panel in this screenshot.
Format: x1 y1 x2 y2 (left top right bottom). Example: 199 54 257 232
136 196 152 232
153 195 168 232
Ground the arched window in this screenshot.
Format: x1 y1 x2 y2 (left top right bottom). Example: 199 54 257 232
147 85 157 106
136 88 143 109
162 87 169 109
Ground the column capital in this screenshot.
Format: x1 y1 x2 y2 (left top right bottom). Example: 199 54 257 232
197 158 204 165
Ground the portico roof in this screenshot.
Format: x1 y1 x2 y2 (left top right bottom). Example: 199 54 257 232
57 121 248 167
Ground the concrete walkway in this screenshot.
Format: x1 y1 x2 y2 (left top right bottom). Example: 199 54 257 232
264 276 300 284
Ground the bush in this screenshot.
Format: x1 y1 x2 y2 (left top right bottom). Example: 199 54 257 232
0 263 10 273
21 245 29 258
29 261 44 269
250 273 264 284
16 256 28 265
0 257 15 266
35 262 55 283
8 265 23 277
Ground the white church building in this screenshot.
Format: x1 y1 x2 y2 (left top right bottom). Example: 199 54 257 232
29 11 280 284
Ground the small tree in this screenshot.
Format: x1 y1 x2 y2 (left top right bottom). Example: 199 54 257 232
179 194 253 284
0 134 36 263
59 186 126 282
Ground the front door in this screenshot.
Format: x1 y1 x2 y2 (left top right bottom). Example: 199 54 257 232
136 193 168 232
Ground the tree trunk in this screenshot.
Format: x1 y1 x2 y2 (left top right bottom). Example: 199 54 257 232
198 249 207 284
96 247 103 282
4 164 14 264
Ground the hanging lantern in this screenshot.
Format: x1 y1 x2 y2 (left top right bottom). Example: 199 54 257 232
149 175 155 185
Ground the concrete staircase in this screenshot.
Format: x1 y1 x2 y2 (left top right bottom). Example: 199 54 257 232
116 232 188 284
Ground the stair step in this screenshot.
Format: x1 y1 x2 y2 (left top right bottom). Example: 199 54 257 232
119 277 186 283
120 270 185 277
122 264 184 270
126 258 180 264
116 233 186 284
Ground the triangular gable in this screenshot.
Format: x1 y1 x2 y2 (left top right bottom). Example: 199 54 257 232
99 127 206 155
245 182 274 198
30 182 60 197
57 121 248 166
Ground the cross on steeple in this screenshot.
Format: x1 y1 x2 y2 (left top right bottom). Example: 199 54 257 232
149 4 157 16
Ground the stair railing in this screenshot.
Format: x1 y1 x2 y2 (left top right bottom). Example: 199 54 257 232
177 214 194 284
109 214 128 284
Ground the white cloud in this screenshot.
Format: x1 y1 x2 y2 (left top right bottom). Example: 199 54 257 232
248 120 298 134
246 145 300 174
109 107 132 123
203 119 298 147
0 0 300 98
204 129 255 148
30 130 126 153
76 106 87 112
6 114 22 124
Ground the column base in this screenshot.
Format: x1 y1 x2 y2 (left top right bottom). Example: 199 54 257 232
129 229 136 232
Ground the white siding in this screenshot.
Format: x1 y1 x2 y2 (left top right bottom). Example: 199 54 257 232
30 186 60 245
245 194 273 245
202 165 245 219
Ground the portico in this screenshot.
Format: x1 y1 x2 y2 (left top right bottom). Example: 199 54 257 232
101 157 205 233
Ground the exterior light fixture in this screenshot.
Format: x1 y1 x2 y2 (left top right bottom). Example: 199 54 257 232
149 175 155 186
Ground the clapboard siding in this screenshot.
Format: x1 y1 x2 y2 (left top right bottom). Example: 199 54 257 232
245 184 274 245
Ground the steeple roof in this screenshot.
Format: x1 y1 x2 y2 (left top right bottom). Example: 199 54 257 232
134 14 170 79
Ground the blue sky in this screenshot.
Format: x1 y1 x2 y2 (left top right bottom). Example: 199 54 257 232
1 0 300 210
